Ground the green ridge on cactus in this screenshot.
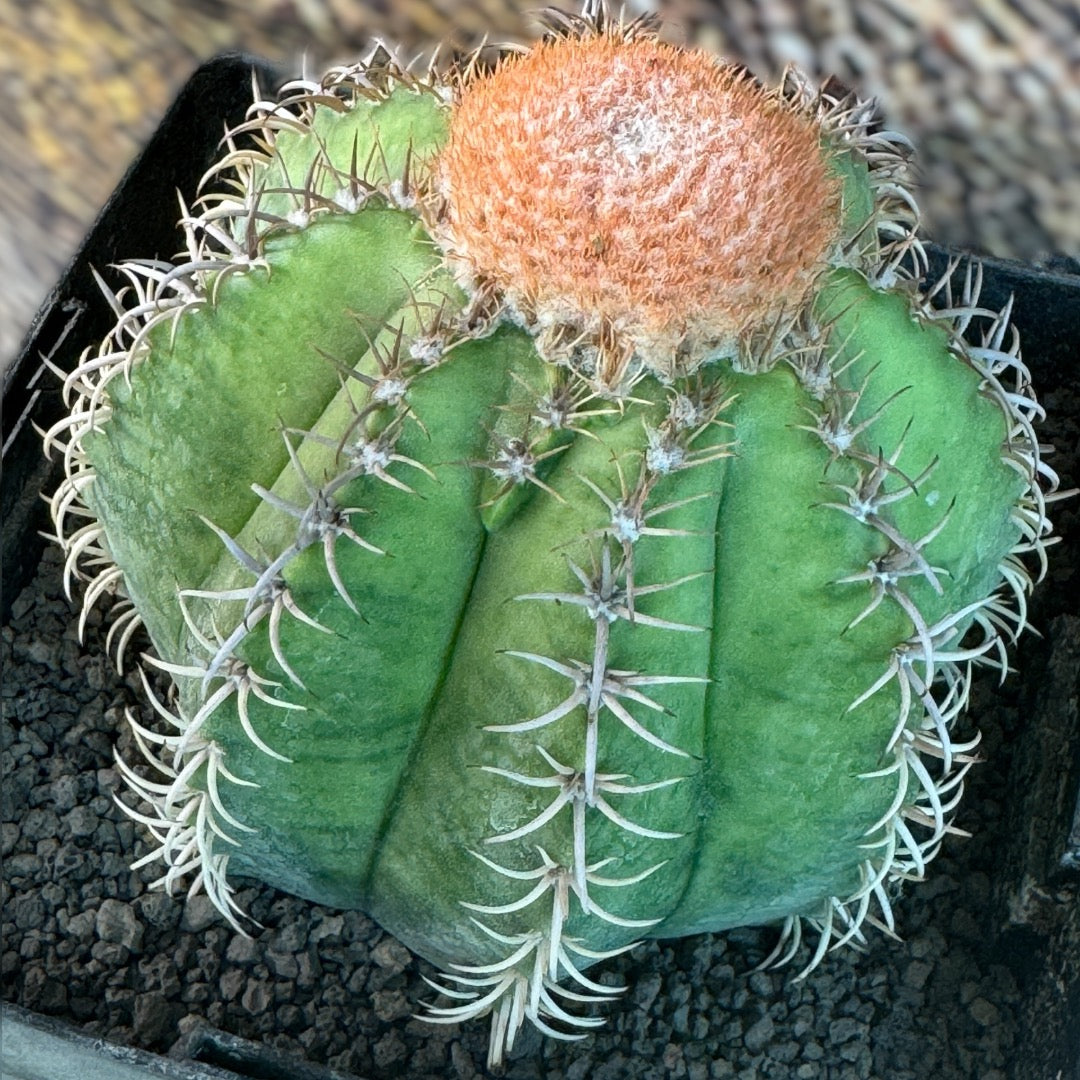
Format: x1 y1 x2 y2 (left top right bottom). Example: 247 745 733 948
86 209 444 658
815 270 1028 624
228 79 449 224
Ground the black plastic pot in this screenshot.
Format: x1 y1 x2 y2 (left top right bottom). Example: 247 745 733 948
2 54 1078 1080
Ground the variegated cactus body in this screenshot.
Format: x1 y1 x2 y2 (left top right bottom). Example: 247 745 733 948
46 6 1059 1065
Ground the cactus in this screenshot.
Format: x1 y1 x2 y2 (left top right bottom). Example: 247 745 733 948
44 3 1061 1066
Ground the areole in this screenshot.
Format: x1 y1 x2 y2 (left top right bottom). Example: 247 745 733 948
42 1 1062 1068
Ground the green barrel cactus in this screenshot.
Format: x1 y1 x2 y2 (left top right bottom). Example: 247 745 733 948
45 2 1061 1065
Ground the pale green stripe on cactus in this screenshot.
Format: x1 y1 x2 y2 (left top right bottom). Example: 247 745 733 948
85 209 443 661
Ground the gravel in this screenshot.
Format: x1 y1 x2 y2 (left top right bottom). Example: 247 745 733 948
3 340 1078 1080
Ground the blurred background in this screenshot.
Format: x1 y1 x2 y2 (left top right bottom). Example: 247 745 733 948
2 0 1078 370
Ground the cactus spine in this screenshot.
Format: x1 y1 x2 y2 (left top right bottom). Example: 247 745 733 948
44 3 1060 1066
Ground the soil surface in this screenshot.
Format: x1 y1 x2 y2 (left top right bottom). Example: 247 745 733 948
3 349 1078 1079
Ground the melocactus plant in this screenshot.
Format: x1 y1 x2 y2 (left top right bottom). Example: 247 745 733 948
45 2 1061 1065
